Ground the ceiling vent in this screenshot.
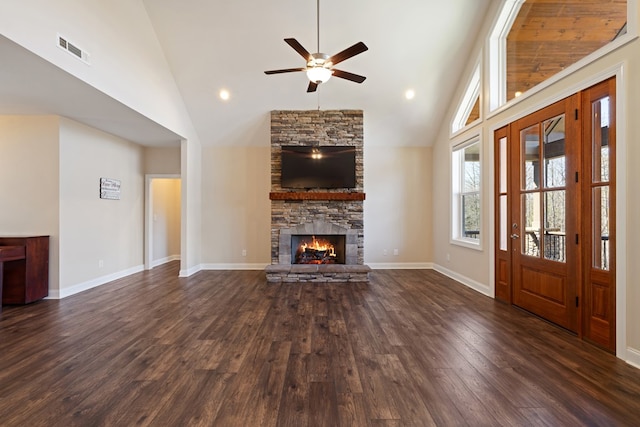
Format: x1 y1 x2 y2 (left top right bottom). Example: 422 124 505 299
57 34 90 64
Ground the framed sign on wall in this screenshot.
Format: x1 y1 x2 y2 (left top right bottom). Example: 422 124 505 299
100 178 121 200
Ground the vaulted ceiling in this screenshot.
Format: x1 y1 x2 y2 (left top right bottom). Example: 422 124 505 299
2 1 623 148
140 0 494 147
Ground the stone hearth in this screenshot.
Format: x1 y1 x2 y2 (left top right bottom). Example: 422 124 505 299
265 264 371 283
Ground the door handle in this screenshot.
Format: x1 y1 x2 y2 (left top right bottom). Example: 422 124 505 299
510 233 520 239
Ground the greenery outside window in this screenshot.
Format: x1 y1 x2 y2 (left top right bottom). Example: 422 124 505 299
452 138 481 247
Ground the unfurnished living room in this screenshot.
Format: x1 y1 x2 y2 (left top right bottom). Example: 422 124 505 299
1 0 640 425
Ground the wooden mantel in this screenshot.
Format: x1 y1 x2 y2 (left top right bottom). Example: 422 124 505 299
269 192 366 201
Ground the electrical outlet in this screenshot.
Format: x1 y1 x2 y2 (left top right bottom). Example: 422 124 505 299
446 253 450 262
383 249 388 256
393 249 399 256
98 259 104 268
242 249 247 257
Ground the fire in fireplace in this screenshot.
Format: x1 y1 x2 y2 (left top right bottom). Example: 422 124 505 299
291 234 346 264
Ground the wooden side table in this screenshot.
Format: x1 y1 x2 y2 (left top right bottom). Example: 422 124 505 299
0 236 49 308
0 245 26 313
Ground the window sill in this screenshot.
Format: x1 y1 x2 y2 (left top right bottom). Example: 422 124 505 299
451 238 483 251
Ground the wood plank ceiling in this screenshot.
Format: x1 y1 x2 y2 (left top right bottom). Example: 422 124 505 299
465 0 625 126
507 0 627 100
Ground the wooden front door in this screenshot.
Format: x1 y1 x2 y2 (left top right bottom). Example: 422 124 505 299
495 78 616 351
509 96 580 332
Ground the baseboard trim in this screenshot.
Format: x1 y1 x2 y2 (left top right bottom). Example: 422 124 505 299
433 263 491 297
366 262 434 270
179 264 202 277
201 263 269 271
151 254 180 268
50 264 145 299
626 347 640 369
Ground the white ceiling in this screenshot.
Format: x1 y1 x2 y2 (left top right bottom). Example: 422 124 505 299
0 1 493 147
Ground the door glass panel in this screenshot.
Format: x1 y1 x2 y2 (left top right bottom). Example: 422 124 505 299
593 186 610 270
499 136 507 193
544 190 566 262
593 97 610 183
522 193 540 257
543 115 566 188
521 124 540 190
499 195 507 251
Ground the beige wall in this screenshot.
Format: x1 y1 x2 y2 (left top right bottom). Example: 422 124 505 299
432 5 640 361
59 118 145 293
0 115 61 293
364 146 433 266
151 178 181 264
144 147 180 175
200 146 271 266
198 144 433 268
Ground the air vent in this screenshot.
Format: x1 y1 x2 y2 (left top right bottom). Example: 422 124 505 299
57 34 90 64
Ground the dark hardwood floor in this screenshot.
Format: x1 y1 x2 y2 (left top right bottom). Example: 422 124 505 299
1 262 639 426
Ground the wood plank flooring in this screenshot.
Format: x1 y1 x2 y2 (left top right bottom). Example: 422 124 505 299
1 262 640 426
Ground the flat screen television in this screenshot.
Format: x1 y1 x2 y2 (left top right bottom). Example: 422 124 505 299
281 145 356 189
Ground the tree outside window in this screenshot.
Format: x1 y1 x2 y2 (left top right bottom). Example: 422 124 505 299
452 139 481 246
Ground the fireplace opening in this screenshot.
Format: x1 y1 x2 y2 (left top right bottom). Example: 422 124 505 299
291 234 346 264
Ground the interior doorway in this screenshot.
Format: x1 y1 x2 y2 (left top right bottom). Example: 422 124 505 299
494 78 616 352
145 175 181 270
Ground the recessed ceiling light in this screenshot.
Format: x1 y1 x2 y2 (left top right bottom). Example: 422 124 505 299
219 89 230 101
405 89 415 100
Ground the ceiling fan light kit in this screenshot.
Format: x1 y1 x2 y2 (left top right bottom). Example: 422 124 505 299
307 53 333 84
264 0 367 92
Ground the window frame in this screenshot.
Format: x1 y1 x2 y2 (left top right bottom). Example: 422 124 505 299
451 58 482 136
451 135 483 249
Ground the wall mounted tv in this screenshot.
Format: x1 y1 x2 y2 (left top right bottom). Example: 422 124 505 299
281 145 356 189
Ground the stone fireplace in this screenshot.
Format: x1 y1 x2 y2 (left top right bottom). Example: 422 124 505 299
265 110 370 283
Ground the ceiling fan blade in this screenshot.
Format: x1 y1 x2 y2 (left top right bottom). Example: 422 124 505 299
284 38 312 61
329 42 368 66
307 81 318 93
264 68 306 75
332 69 366 83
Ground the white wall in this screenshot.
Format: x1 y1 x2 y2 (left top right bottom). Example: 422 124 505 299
0 115 61 293
151 178 181 265
58 118 144 295
0 0 192 139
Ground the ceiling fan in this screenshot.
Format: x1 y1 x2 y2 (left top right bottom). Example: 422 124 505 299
264 0 368 93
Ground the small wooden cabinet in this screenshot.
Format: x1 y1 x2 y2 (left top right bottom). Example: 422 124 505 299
0 236 49 306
